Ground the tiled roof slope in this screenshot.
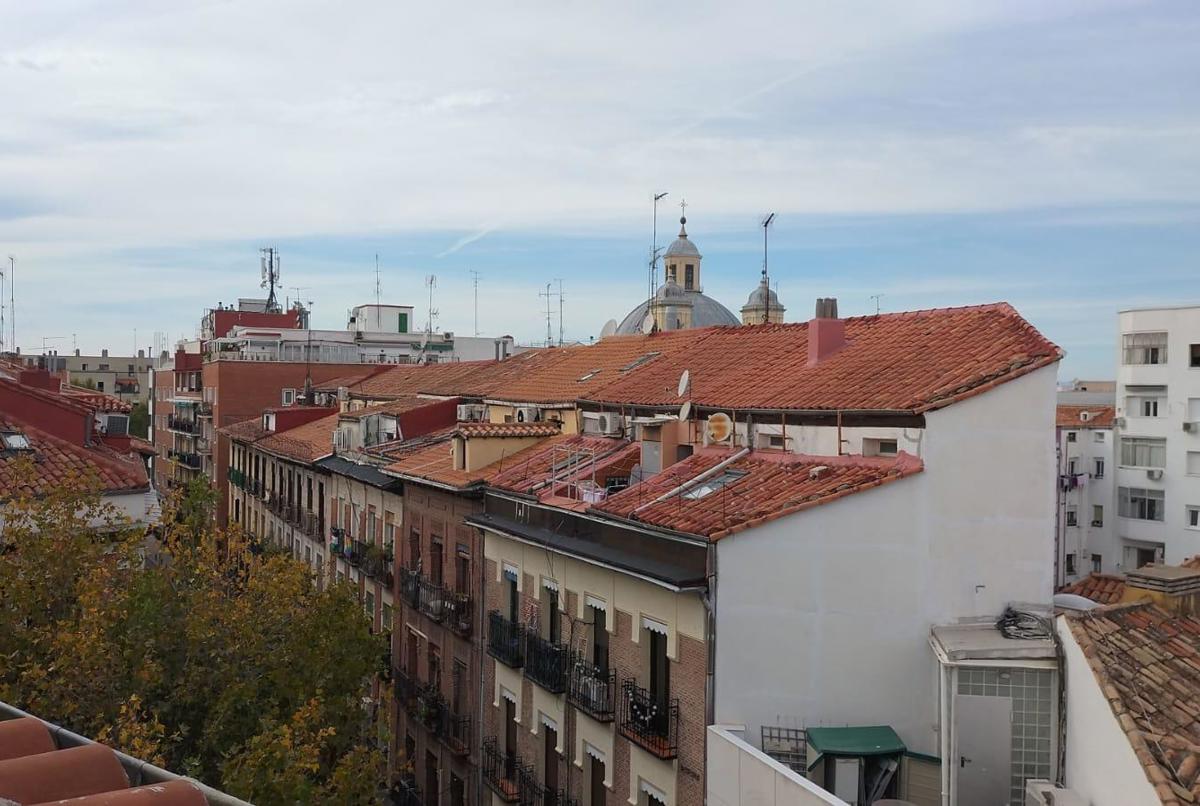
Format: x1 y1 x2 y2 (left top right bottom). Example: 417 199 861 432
339 396 435 419
454 421 562 438
384 432 579 490
1059 572 1127 604
63 385 133 413
1066 603 1200 804
318 361 499 401
220 417 269 444
595 449 923 540
255 412 340 463
585 303 1061 413
0 415 148 498
488 435 640 497
1057 404 1116 428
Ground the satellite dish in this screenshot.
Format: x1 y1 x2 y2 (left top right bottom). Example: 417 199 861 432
599 319 618 339
640 312 655 334
679 400 691 420
677 369 690 397
706 412 733 443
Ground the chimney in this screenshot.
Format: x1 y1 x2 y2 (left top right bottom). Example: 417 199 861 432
807 297 846 367
74 348 80 356
1124 565 1200 615
101 348 108 358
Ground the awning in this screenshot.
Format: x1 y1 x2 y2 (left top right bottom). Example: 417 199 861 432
642 616 668 636
805 726 905 760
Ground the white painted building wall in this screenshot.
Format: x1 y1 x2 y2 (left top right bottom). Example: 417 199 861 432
713 364 1057 757
1115 306 1200 565
1056 415 1116 581
707 725 848 806
1057 616 1158 805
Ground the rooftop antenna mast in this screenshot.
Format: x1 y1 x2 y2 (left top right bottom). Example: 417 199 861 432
870 293 884 316
649 191 668 322
425 273 439 335
556 278 565 346
539 283 554 346
259 247 281 313
0 259 5 354
469 270 481 336
374 253 382 307
761 212 776 323
304 298 314 400
6 255 14 355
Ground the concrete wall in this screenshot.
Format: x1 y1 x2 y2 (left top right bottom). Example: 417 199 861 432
713 364 1058 758
707 725 846 806
1058 617 1158 805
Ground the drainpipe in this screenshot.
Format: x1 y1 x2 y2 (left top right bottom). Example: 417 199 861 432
632 448 750 514
702 541 718 804
476 499 487 804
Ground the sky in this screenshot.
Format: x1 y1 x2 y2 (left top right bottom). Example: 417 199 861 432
1 0 1198 378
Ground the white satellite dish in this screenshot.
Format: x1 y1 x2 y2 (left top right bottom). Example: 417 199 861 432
640 312 655 334
679 400 691 420
599 319 618 339
677 369 690 397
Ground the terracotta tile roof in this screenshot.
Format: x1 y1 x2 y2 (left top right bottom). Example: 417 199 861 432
1065 603 1200 804
339 395 443 419
594 449 923 540
584 303 1061 413
0 415 149 498
1056 404 1116 428
255 412 340 463
317 361 502 400
62 386 133 413
220 417 269 444
1059 572 1127 604
488 435 640 498
384 432 579 491
454 421 562 438
0 715 213 804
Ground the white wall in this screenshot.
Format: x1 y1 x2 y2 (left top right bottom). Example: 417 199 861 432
714 364 1058 757
707 725 848 806
1057 616 1159 805
1056 421 1117 580
1115 306 1200 565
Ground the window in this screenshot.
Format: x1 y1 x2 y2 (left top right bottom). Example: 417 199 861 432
1188 506 1200 531
1092 554 1102 573
1068 459 1078 475
1142 398 1159 417
684 264 695 290
590 605 608 672
1094 431 1105 442
1189 452 1200 476
1066 508 1077 527
282 388 295 406
1 432 32 451
1119 486 1166 521
1065 554 1076 575
1094 458 1105 479
365 590 375 623
1092 505 1104 527
430 540 444 586
1066 431 1077 443
81 363 88 371
1192 344 1200 368
682 469 747 500
1123 332 1168 365
863 437 898 457
96 382 104 392
98 363 109 371
1120 437 1166 468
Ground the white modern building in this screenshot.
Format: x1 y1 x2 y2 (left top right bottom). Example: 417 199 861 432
1114 305 1200 567
1056 399 1116 584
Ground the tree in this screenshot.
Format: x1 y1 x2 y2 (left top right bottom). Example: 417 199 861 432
128 401 150 439
0 463 387 800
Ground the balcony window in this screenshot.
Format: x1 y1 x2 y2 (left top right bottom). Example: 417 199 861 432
1065 554 1076 575
1119 486 1165 521
1192 344 1200 368
1092 505 1104 527
1120 437 1166 469
1092 554 1102 573
1066 431 1076 443
1123 332 1168 365
430 540 444 586
1094 459 1105 479
1066 508 1077 527
1188 506 1200 531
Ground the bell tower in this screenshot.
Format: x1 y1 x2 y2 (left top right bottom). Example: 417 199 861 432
663 199 702 292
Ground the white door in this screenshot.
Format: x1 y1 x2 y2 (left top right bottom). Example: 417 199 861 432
956 694 1012 805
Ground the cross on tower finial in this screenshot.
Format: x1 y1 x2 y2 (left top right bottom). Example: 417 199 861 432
678 198 688 235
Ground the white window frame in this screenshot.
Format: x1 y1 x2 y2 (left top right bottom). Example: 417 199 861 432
1120 437 1167 469
281 388 296 407
1187 506 1200 531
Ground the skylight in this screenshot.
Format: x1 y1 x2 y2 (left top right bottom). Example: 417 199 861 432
577 369 602 382
620 352 661 372
1 431 32 451
681 470 747 500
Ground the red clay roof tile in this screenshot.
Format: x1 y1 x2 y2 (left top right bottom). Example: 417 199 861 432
1056 405 1116 428
454 421 562 439
1059 572 1127 604
0 415 149 498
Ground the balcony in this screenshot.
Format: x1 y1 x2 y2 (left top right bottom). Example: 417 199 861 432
568 655 615 721
399 567 421 610
385 777 422 806
445 589 473 637
488 611 525 668
525 632 569 694
228 468 246 489
394 668 419 717
533 786 581 806
440 708 472 756
415 683 446 736
482 737 533 803
619 680 679 759
167 416 199 435
167 449 201 470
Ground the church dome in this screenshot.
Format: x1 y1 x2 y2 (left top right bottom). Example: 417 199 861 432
663 216 701 259
655 279 691 302
615 291 739 334
744 277 781 307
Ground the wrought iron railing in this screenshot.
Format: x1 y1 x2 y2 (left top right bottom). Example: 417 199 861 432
167 416 198 434
482 737 532 803
618 680 679 759
228 468 246 489
385 775 421 806
445 589 472 636
488 611 525 668
399 567 421 609
415 683 446 736
525 632 569 694
440 707 471 756
394 668 419 717
568 654 615 721
167 449 201 469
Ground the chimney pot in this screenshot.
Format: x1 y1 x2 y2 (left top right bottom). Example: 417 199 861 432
101 348 108 358
74 348 80 356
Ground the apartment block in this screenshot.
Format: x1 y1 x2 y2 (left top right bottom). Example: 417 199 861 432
1114 305 1200 567
1056 403 1116 583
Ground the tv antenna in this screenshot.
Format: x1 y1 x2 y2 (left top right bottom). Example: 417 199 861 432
648 191 668 323
761 212 776 323
259 247 281 312
556 278 564 345
5 255 13 355
424 274 439 345
0 259 5 354
870 294 884 316
288 286 309 311
374 253 382 307
469 269 481 336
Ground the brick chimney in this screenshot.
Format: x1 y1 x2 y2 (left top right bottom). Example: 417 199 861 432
807 297 846 367
1124 565 1200 615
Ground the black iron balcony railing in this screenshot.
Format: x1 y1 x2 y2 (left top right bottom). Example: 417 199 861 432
488 611 525 668
532 786 581 806
440 707 471 756
167 449 201 469
385 775 422 806
399 567 421 610
445 589 472 637
618 680 679 760
482 737 533 804
167 416 198 434
228 468 246 489
416 683 446 736
394 668 419 717
525 632 569 694
245 477 262 496
568 654 615 721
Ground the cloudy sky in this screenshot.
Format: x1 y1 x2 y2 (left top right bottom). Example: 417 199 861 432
2 0 1198 377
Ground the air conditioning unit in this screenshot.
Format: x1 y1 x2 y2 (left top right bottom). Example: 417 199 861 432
515 406 541 423
1147 468 1164 480
596 412 622 436
1184 421 1199 433
337 386 350 402
1025 779 1087 806
1114 416 1126 428
457 404 486 422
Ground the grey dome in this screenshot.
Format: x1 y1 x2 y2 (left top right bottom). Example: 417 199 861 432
655 280 691 301
615 290 740 335
744 277 781 307
663 216 701 259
